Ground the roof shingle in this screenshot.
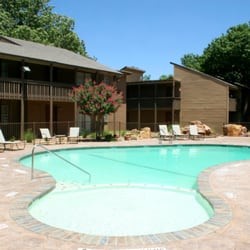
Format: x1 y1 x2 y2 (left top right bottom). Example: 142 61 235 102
0 36 120 74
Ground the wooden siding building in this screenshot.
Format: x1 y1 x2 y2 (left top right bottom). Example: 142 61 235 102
0 35 242 138
0 36 123 139
124 64 240 134
126 80 181 131
172 63 240 133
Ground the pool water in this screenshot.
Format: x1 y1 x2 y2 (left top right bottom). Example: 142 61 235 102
29 185 213 236
21 145 250 236
21 145 250 189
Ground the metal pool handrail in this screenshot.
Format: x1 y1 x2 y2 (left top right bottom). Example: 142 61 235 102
31 144 91 183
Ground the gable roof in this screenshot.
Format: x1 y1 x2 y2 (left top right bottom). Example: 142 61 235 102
170 62 238 89
0 36 120 75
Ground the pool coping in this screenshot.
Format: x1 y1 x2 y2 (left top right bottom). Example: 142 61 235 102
9 144 234 248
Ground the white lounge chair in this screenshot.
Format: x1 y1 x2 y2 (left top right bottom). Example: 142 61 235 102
172 124 188 140
40 128 56 144
159 125 173 141
189 125 204 140
68 127 80 143
0 129 25 150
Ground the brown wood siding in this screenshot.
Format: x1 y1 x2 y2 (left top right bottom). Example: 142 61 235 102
126 71 143 82
107 103 126 131
174 67 229 134
26 101 74 123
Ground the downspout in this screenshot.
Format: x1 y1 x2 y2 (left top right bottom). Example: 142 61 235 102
49 64 53 134
20 62 25 139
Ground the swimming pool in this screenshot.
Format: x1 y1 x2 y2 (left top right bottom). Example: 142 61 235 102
20 145 250 236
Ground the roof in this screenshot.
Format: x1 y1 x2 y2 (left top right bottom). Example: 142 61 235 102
170 62 238 89
120 66 145 73
0 36 121 75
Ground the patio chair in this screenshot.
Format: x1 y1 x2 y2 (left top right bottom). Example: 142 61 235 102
39 128 56 144
67 127 80 143
172 124 188 140
0 129 25 150
189 124 204 140
159 125 173 142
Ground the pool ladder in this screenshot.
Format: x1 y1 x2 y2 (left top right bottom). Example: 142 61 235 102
31 144 91 183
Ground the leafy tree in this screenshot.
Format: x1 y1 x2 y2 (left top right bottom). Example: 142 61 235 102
71 81 123 138
159 75 167 80
181 22 250 86
143 74 151 80
181 53 203 71
181 22 250 121
159 74 173 80
201 22 250 86
0 0 87 55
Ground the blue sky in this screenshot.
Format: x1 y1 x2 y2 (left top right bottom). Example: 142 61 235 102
50 0 250 79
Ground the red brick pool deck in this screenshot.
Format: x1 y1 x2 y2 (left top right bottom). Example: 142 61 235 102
0 137 250 250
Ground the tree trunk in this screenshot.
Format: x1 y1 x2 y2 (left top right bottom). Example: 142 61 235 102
96 114 104 140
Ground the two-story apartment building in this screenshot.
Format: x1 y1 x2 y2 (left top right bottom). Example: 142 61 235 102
0 36 242 139
0 36 123 139
124 63 240 134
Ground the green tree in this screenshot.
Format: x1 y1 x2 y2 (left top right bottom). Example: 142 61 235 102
143 74 151 80
0 0 87 55
159 74 173 80
201 22 250 85
181 22 250 86
71 81 123 138
181 22 250 121
181 53 203 71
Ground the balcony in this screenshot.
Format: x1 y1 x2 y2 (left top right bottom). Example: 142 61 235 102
0 79 73 102
0 80 21 99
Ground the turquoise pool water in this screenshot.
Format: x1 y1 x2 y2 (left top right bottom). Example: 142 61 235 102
21 145 250 236
21 145 250 189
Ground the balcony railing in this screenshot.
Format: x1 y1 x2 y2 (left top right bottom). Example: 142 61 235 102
27 83 50 100
0 78 73 101
0 80 21 99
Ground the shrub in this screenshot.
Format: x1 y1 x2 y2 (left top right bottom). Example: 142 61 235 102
80 129 90 138
24 129 34 143
104 134 113 141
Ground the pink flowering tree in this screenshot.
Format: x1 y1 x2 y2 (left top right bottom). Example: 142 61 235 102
71 81 123 138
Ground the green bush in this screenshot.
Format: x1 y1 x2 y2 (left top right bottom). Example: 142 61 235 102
104 134 113 141
24 129 34 143
80 129 89 138
120 130 127 136
86 132 96 139
10 136 15 141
